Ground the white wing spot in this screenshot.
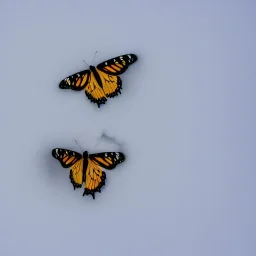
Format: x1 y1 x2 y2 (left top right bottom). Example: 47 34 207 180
65 78 71 85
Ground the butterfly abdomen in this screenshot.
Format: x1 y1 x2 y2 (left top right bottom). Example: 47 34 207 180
82 151 89 182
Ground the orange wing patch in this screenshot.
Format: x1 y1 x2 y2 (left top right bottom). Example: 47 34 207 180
94 156 112 165
103 66 117 73
83 159 106 199
73 72 89 90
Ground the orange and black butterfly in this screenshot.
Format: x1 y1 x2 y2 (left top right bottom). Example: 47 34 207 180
59 54 138 107
52 148 125 199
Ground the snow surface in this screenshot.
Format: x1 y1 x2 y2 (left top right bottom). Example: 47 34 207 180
2 1 255 256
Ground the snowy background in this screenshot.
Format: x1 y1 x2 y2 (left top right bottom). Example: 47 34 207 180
3 1 255 255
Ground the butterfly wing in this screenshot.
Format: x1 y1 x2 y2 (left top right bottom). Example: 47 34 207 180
83 158 106 199
96 69 122 99
89 152 125 170
59 70 90 91
83 152 125 199
52 148 84 189
97 54 137 76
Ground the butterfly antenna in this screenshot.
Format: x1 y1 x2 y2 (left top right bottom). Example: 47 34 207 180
92 133 103 150
83 60 90 68
92 51 98 66
74 139 83 152
101 131 124 148
92 131 125 152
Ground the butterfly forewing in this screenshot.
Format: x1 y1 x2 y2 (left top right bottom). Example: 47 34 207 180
59 70 90 91
52 148 82 168
89 152 125 170
97 54 137 76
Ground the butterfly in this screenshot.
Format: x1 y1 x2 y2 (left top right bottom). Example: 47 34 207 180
52 148 125 199
59 54 138 107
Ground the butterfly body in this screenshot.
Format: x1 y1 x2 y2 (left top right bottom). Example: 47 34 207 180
52 148 125 199
59 54 137 107
89 66 102 87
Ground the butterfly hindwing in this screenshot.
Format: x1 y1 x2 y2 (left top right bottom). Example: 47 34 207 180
52 148 83 189
59 70 90 91
69 158 84 189
89 152 125 170
97 54 137 75
83 158 106 199
96 69 122 99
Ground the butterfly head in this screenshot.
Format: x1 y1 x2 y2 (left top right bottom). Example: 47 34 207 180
83 151 88 159
89 65 96 72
